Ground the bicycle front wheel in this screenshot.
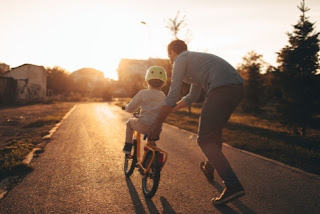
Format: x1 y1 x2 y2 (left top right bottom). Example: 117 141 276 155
124 141 137 177
142 151 161 198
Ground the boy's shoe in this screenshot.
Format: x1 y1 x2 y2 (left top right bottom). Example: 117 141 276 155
122 143 133 154
200 161 214 181
212 185 245 205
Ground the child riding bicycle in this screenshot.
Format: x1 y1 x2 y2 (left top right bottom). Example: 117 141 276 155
122 66 167 154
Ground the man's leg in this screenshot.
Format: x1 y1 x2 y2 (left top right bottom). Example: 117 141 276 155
197 84 245 205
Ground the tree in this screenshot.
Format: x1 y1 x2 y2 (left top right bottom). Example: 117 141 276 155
262 65 282 104
102 79 114 101
276 0 320 136
165 10 187 40
237 51 265 113
46 66 72 95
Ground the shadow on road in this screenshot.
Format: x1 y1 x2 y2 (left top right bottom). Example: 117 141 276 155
160 196 176 214
125 178 177 213
125 178 147 214
144 198 160 214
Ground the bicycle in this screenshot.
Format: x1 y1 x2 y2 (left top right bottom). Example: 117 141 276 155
123 110 168 198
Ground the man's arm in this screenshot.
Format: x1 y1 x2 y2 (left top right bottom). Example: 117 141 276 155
147 105 172 140
171 99 187 113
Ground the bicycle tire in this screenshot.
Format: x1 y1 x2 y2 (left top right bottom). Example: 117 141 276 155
142 151 161 198
124 140 137 177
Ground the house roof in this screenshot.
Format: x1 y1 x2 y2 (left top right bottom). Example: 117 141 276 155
11 64 44 70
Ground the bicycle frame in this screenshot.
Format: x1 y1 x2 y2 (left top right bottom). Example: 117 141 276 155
133 131 168 175
123 108 168 198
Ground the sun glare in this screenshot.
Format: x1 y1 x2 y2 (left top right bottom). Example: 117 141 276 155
59 8 159 80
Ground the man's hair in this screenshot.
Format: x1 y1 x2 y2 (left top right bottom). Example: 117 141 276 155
148 79 164 88
167 39 188 55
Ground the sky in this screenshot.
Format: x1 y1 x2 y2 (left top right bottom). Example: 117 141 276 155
1 0 319 80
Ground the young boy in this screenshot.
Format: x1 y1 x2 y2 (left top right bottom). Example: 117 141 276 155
122 66 167 154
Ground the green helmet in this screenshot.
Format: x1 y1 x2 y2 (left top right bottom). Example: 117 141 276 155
145 66 167 85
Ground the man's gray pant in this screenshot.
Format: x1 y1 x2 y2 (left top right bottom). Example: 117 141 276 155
197 84 244 188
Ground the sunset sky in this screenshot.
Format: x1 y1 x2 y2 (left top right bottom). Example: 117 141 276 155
1 0 319 80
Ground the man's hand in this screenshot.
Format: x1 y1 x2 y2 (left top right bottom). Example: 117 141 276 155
147 122 162 141
171 99 187 113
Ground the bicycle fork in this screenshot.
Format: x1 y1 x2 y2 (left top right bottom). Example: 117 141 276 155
137 143 168 175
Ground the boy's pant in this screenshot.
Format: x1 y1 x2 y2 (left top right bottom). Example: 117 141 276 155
197 84 244 188
125 118 150 143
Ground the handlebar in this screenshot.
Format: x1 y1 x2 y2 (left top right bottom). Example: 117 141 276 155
122 106 141 118
133 112 141 118
122 106 159 141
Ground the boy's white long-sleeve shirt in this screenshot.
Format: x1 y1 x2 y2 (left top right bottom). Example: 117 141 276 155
125 89 166 125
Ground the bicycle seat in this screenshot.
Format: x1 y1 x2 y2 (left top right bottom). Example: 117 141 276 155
144 135 159 141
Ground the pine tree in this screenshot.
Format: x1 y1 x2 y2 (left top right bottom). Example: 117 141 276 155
276 0 320 136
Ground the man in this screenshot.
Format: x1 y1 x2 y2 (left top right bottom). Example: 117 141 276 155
148 39 245 205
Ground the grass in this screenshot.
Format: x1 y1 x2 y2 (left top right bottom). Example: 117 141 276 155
22 116 61 128
114 98 320 175
0 104 74 181
0 140 34 180
166 104 320 175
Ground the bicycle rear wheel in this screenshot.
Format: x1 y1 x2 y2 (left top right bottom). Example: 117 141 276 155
124 140 137 177
142 151 161 198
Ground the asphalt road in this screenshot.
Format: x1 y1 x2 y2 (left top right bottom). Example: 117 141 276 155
0 103 319 213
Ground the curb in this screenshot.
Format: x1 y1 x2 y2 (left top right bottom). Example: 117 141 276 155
42 105 76 141
164 123 320 180
26 104 77 163
0 105 77 200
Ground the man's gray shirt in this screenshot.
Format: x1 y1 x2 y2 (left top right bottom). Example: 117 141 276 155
165 51 244 107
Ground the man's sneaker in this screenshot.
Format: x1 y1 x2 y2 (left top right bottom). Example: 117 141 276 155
212 185 245 205
200 161 214 181
122 143 132 154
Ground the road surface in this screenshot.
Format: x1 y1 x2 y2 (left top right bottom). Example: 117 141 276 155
0 103 319 213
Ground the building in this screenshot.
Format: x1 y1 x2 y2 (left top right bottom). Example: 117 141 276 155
117 58 172 82
2 64 47 104
116 58 172 97
0 77 17 104
0 63 10 74
70 67 104 82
